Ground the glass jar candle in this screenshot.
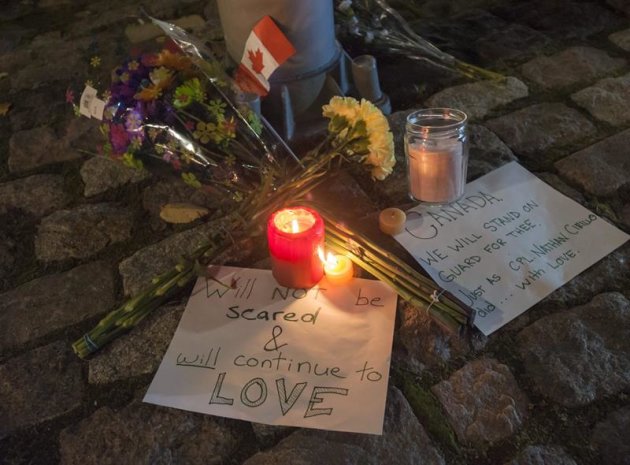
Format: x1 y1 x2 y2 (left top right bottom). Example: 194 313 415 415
267 207 325 289
405 108 469 204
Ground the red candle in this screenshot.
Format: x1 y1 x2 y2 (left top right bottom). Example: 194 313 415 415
267 207 325 288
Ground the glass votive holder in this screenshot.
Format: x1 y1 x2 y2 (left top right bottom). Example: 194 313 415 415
404 108 469 205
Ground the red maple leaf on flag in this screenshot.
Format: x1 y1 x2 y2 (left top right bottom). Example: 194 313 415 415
248 48 264 74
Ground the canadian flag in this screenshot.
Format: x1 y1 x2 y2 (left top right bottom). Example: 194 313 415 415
235 16 296 96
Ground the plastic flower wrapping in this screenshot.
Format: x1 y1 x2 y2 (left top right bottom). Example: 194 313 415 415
96 44 293 208
334 0 504 81
70 15 471 358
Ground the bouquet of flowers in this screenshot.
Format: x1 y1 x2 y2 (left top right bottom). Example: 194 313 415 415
70 17 470 358
334 0 504 82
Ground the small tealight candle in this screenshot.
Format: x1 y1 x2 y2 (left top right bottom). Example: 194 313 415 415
379 208 406 235
323 253 354 285
267 207 324 288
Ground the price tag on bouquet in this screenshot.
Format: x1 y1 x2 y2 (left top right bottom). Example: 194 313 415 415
394 162 629 335
144 266 397 435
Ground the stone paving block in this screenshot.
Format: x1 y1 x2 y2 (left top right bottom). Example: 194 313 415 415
9 118 100 174
142 178 218 223
35 203 136 262
520 46 626 90
81 156 151 197
9 126 69 173
535 172 585 204
310 170 377 220
486 103 597 165
399 301 485 368
475 23 550 63
243 387 445 465
432 358 529 447
518 292 630 407
0 239 16 279
59 399 239 465
251 423 296 449
607 0 630 17
467 124 518 180
555 128 630 197
571 72 630 126
425 76 528 120
119 222 217 296
88 304 184 384
505 445 578 465
0 261 116 351
0 341 85 440
542 243 630 308
0 174 70 217
609 28 630 51
9 32 89 91
591 406 630 465
493 1 623 39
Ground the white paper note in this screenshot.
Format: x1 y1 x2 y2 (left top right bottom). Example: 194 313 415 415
144 266 397 435
395 162 629 335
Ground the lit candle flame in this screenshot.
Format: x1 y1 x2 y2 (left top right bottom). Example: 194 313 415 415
326 252 338 268
291 219 299 234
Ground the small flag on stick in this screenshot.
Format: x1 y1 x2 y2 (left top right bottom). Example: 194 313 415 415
235 16 296 96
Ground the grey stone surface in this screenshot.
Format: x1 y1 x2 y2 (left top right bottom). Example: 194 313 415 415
10 32 88 91
607 0 630 17
591 406 630 465
8 118 100 173
0 239 16 279
543 243 630 308
9 126 69 173
119 222 216 296
536 172 585 204
518 292 630 407
425 76 528 120
81 156 151 197
0 174 70 217
571 72 630 126
243 387 445 465
505 445 578 465
495 1 623 39
609 28 630 51
475 23 550 63
59 399 239 465
88 304 184 384
251 423 295 449
142 178 217 226
0 341 85 440
622 203 630 229
35 203 136 262
555 128 630 197
520 46 626 90
0 261 116 351
468 123 518 180
486 103 597 165
399 301 484 368
432 358 529 446
311 170 376 220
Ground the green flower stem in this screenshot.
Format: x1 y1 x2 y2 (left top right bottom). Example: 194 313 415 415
323 217 469 320
325 234 466 327
325 238 461 333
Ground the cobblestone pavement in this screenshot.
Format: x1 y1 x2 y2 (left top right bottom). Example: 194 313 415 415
1 1 630 464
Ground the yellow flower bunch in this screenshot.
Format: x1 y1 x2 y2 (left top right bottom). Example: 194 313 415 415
323 96 395 180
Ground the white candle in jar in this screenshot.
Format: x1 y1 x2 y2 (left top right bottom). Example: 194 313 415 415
407 139 465 204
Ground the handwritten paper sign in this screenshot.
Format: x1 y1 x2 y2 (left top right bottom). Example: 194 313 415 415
144 266 397 434
395 162 629 335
